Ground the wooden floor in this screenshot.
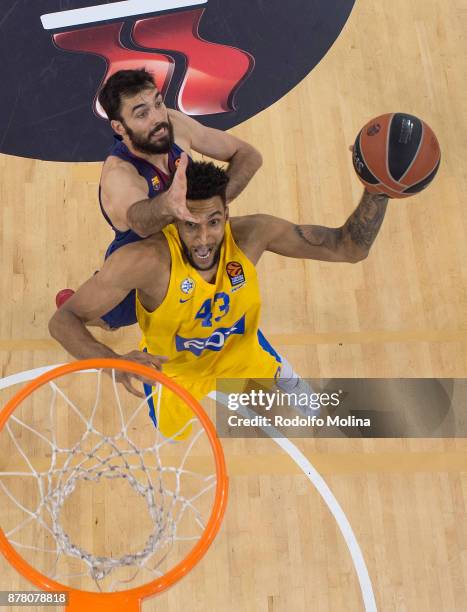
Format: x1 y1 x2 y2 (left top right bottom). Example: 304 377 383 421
1 0 467 609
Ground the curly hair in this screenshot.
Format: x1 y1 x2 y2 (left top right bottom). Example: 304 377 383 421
98 68 156 121
186 161 229 205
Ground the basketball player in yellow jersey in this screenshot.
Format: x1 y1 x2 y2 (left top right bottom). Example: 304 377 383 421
50 160 389 438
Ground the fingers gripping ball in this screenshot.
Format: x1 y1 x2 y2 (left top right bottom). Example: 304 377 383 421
352 113 441 198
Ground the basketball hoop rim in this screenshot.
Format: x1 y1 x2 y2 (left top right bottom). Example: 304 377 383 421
0 358 228 608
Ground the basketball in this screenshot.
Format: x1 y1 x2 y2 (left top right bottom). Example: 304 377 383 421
352 113 441 198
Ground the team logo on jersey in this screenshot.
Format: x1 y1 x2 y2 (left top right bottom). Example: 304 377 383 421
226 261 245 287
180 277 195 295
151 175 161 190
175 315 246 356
0 1 355 161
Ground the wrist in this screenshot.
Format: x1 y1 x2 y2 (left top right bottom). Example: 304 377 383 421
86 341 120 361
156 192 176 224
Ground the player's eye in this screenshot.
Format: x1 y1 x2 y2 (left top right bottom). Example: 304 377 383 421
209 219 219 226
185 221 197 229
155 98 163 107
136 110 148 119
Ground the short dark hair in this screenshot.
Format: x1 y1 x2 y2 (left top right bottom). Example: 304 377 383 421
98 68 156 121
186 161 229 205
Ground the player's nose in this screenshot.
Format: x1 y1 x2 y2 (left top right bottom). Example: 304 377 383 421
198 226 208 243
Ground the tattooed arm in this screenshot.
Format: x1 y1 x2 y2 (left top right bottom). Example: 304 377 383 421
236 189 389 263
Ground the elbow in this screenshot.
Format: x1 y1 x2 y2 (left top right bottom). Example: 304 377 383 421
336 231 369 263
339 232 370 263
250 146 263 171
126 215 150 238
131 226 150 238
238 143 262 172
48 312 60 340
49 308 74 341
346 249 369 264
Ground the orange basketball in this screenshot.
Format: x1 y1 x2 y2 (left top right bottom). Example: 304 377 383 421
352 113 441 198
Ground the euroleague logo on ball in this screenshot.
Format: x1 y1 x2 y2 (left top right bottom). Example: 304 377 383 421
367 123 381 137
0 0 355 162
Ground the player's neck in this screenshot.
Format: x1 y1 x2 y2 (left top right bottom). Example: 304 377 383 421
124 140 170 175
195 262 219 284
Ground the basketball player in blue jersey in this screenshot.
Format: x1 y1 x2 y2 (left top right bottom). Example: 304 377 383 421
50 161 389 416
57 68 262 330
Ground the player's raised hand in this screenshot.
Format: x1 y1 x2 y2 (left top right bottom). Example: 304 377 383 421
165 152 197 223
113 350 168 398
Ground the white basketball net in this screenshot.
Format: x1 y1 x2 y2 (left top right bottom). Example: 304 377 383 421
0 368 217 592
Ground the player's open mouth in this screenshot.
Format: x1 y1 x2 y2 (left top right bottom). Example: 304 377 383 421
193 247 212 261
151 126 167 139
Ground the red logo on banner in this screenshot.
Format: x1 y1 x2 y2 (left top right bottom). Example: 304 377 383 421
50 7 253 118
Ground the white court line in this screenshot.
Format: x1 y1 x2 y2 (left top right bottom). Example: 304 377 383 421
209 390 378 612
0 365 100 391
0 365 64 391
41 0 207 31
0 365 377 611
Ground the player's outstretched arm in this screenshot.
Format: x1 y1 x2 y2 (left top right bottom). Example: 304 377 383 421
48 248 166 397
125 152 199 236
254 189 389 262
104 152 196 238
173 110 262 204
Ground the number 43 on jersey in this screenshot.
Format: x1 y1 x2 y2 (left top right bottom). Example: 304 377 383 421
195 293 230 327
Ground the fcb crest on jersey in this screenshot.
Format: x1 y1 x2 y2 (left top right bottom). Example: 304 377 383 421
151 175 161 190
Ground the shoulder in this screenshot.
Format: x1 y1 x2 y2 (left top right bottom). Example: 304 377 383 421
230 215 270 259
230 214 277 238
100 156 147 204
121 233 170 263
101 155 143 186
103 235 170 283
230 214 286 262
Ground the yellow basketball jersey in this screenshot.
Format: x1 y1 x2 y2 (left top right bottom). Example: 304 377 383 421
136 221 281 402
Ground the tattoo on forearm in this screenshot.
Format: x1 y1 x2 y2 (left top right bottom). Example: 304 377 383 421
293 190 388 259
294 225 343 251
345 191 388 249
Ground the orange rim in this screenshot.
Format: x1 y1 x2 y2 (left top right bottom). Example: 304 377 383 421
0 359 229 610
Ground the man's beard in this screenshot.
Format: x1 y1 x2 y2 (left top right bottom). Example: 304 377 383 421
123 119 174 155
180 238 223 272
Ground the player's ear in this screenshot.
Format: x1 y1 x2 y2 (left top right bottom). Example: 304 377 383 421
224 205 229 221
111 119 126 137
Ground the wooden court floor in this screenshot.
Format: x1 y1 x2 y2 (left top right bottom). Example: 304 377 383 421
1 0 467 609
